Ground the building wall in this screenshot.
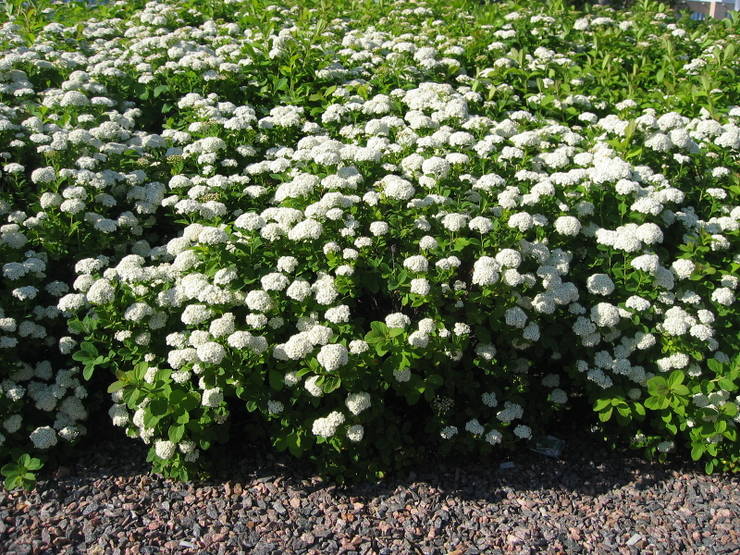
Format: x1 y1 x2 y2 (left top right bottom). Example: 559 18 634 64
678 1 735 19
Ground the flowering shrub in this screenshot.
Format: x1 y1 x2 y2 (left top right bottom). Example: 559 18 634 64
0 0 737 484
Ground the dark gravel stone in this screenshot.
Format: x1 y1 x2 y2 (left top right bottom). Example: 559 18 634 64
0 437 738 554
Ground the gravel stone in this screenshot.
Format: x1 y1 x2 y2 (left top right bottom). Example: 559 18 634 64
0 436 737 554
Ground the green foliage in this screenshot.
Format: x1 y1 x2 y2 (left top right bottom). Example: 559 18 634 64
0 0 738 486
1 452 43 490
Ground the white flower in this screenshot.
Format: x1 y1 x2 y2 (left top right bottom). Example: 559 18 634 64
267 400 284 415
419 236 438 250
3 415 22 433
86 279 115 305
631 254 659 275
408 331 429 348
495 249 522 269
440 426 458 439
124 302 153 322
465 419 485 435
453 323 471 336
497 402 524 422
469 216 492 234
549 389 568 404
481 392 498 407
346 392 371 415
325 305 350 324
317 344 348 371
288 219 323 241
522 322 540 341
304 376 323 397
346 424 364 442
472 256 500 286
385 313 411 329
393 368 411 382
711 287 734 306
201 387 224 408
276 256 298 273
625 296 651 312
181 304 213 326
31 167 55 184
720 275 738 290
422 156 450 178
587 274 615 296
441 213 468 232
154 439 176 460
109 404 129 427
485 429 502 445
410 278 431 295
381 175 415 200
312 411 345 438
286 280 311 301
505 306 527 328
403 255 428 272
246 290 273 312
349 339 369 354
197 342 226 365
57 293 86 313
508 212 533 232
553 216 581 236
29 426 57 449
476 344 497 362
513 425 532 439
261 273 290 291
590 303 620 328
369 221 389 236
283 333 314 360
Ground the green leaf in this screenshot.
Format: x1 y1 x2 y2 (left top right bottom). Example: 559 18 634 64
593 398 611 412
80 341 97 356
671 384 689 396
598 407 613 422
691 444 705 461
25 457 42 471
427 374 444 387
667 370 684 388
1 463 18 477
707 358 724 373
82 364 95 381
718 378 736 391
322 375 341 394
107 381 126 394
153 84 169 98
370 321 388 336
268 369 284 391
149 398 169 416
647 376 668 396
168 424 185 443
644 396 669 410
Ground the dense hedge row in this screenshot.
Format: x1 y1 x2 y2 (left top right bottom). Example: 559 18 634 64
0 0 737 486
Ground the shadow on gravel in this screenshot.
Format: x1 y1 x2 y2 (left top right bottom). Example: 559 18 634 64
24 426 699 507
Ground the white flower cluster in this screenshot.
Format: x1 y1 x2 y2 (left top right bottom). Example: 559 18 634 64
0 0 736 476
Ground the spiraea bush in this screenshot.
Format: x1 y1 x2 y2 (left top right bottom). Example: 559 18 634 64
0 0 737 486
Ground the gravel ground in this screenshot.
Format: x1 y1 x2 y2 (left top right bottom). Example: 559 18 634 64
1 435 738 554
